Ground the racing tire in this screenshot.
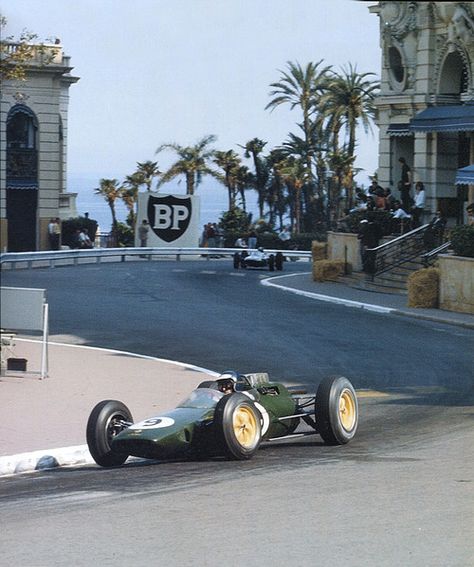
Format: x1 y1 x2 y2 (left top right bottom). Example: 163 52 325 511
275 252 284 271
86 400 133 467
268 254 275 271
233 252 241 269
214 393 262 460
315 376 358 445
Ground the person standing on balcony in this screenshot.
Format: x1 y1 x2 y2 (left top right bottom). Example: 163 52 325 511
398 157 412 212
412 182 426 228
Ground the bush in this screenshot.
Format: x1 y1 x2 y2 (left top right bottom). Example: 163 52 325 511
450 224 474 258
219 208 251 246
343 210 394 236
115 222 134 247
407 268 439 308
62 216 98 248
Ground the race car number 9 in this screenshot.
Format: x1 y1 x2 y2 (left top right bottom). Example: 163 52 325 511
130 417 175 430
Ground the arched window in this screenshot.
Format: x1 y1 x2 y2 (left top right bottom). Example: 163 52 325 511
7 105 38 149
438 51 469 96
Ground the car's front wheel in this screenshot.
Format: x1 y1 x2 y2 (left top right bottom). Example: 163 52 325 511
315 376 358 445
86 400 133 467
214 394 262 459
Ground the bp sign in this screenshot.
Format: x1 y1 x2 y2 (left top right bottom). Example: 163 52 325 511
136 192 200 247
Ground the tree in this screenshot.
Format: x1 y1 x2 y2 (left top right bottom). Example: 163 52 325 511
156 135 218 195
94 178 121 235
213 150 241 211
240 138 268 219
0 17 59 83
318 63 379 202
136 160 161 191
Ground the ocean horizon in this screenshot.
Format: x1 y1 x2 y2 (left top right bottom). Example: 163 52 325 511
68 176 260 232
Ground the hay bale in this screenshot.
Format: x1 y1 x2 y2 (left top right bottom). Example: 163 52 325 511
312 241 327 261
407 268 440 308
312 259 348 282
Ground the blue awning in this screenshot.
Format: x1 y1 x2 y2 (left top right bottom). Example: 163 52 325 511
410 104 474 132
455 164 474 185
387 123 412 137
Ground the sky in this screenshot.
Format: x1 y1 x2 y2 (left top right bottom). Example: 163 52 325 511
2 0 381 205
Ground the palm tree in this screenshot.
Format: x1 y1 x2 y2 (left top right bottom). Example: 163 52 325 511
319 63 379 161
213 150 241 211
121 172 143 230
94 178 121 235
266 60 332 181
136 160 161 191
278 156 308 234
240 138 268 219
156 134 218 195
235 164 254 213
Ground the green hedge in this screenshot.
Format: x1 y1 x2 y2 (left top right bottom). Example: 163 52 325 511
450 224 474 258
61 216 98 248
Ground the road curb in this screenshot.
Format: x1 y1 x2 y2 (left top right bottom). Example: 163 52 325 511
1 341 217 478
262 274 474 328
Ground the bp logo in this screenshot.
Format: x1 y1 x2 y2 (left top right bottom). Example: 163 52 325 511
147 195 192 243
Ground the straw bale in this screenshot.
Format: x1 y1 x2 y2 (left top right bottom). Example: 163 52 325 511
312 241 327 261
312 259 348 282
407 268 440 308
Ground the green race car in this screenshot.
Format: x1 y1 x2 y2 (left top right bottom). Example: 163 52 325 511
86 372 358 467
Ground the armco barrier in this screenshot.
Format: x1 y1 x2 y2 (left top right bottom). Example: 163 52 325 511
0 247 311 269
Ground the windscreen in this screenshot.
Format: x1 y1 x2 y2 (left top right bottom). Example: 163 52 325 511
178 388 224 409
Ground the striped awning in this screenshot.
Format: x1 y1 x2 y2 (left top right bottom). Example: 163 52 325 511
387 123 412 137
455 164 474 185
410 104 474 132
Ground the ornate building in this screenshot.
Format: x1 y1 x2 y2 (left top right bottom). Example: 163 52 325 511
0 42 79 251
369 1 474 222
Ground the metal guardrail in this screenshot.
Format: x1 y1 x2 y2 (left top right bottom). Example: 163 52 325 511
421 242 451 266
0 247 311 269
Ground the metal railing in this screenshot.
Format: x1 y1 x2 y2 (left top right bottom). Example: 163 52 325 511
421 242 451 266
366 223 445 277
0 247 311 269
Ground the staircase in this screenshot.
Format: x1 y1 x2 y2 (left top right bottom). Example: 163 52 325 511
344 224 449 295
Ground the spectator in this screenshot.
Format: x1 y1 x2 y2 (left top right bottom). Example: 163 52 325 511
278 226 291 242
248 229 257 249
358 214 383 273
466 203 474 226
78 228 93 249
391 200 411 234
48 218 61 250
424 210 446 250
138 220 149 247
398 157 412 212
411 181 426 228
384 188 396 210
234 237 247 248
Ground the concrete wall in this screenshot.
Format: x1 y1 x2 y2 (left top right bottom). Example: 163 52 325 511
327 232 362 272
438 254 474 314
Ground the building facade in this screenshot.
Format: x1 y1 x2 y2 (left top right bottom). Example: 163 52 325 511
370 1 474 222
0 42 79 252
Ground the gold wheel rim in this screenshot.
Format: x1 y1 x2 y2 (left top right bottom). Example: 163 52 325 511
233 406 258 448
339 389 356 431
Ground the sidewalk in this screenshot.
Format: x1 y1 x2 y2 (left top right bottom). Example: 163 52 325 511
0 339 215 475
263 272 474 329
1 270 472 477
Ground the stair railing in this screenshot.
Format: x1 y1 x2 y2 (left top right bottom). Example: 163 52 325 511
365 223 445 278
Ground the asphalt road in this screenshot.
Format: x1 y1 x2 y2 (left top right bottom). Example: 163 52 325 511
1 260 473 566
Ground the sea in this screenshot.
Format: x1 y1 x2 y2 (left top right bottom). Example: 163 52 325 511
68 176 260 233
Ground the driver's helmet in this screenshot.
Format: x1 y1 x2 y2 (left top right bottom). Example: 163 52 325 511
216 370 239 394
258 247 264 252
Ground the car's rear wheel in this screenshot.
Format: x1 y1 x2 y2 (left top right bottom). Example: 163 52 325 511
275 252 284 271
86 400 133 467
315 376 358 445
268 254 275 271
214 394 262 459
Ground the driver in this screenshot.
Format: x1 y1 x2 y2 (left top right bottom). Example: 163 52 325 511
216 371 239 394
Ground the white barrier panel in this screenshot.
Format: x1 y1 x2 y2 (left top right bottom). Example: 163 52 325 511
1 287 45 330
0 287 49 379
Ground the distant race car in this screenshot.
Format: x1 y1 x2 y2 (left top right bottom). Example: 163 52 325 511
86 372 358 466
233 248 284 271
